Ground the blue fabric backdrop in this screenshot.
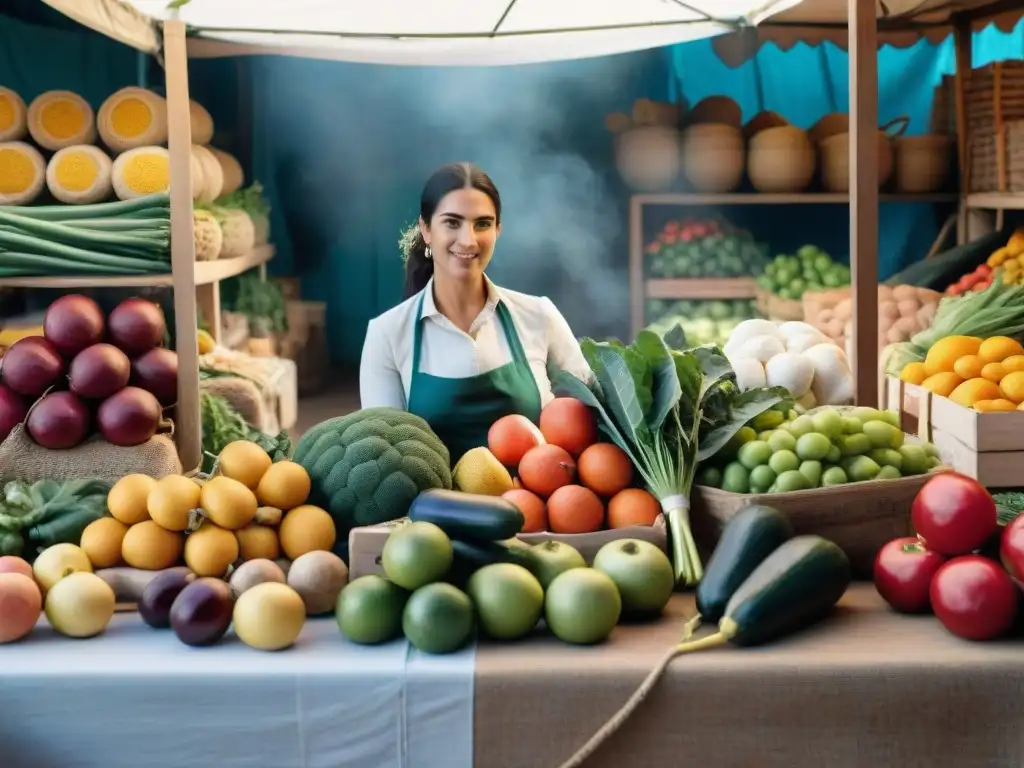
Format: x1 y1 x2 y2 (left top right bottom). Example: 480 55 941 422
1 12 1023 363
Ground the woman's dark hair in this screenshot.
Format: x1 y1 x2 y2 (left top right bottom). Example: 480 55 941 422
400 162 501 299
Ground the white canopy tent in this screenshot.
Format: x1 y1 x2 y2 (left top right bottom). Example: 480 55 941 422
42 0 804 66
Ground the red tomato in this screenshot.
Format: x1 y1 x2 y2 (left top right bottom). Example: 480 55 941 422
929 555 1018 640
977 264 993 277
1000 515 1024 584
873 536 947 613
911 473 997 556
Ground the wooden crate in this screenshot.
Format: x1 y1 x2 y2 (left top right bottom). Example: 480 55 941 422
965 61 1024 193
885 377 1024 487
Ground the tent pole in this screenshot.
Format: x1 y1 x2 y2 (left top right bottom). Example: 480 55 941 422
849 0 879 407
163 19 202 474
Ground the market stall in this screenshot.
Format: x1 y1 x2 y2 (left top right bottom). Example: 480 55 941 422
3 3 1024 768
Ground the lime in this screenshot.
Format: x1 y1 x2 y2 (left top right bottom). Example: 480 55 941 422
922 442 939 458
841 416 863 434
402 582 475 654
844 456 881 482
821 467 848 486
768 450 800 475
825 444 842 463
737 441 772 470
787 415 814 438
898 444 930 475
468 564 544 640
749 465 776 489
881 410 901 428
696 465 723 488
838 433 871 457
810 409 843 440
382 521 453 590
527 541 586 589
767 429 797 453
862 420 898 450
336 575 408 645
868 448 903 469
722 462 750 494
799 460 822 488
775 470 810 493
876 465 902 480
545 568 621 645
795 432 831 461
751 410 784 431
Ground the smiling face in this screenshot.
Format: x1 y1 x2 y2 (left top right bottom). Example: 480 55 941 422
420 187 500 286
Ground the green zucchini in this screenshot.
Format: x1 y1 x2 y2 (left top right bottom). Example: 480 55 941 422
695 504 794 623
681 535 850 652
408 489 524 542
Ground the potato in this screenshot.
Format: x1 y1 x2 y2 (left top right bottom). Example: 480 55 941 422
878 284 894 301
834 300 853 322
916 302 938 326
823 318 845 339
891 284 918 302
886 326 908 343
893 316 919 335
896 299 920 318
880 300 900 321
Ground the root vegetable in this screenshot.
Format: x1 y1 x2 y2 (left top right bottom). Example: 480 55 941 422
69 343 131 400
97 386 160 446
43 294 105 357
897 299 920 318
170 577 234 646
287 550 349 615
28 391 91 449
0 384 28 442
139 569 195 629
879 300 900 322
229 558 286 597
764 352 814 398
2 336 66 397
130 347 178 406
107 297 165 357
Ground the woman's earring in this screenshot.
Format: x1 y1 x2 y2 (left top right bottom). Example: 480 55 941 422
425 246 432 259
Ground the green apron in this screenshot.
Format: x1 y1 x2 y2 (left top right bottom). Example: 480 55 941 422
407 292 542 465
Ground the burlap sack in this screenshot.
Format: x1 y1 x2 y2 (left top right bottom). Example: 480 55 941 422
0 424 182 483
200 376 266 428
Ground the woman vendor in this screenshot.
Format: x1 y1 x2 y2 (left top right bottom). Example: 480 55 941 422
359 162 592 461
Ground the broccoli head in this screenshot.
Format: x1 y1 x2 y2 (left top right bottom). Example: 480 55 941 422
293 407 451 556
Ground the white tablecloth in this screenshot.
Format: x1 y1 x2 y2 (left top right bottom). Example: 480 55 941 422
0 613 475 768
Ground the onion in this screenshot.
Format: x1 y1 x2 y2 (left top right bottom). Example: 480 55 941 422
69 343 130 400
97 386 160 446
43 294 105 358
26 391 91 449
107 298 166 357
0 384 28 442
131 347 179 406
1 336 66 397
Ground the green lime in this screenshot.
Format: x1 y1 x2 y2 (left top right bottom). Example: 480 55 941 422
749 465 776 489
545 568 622 645
336 575 409 645
787 415 814 438
696 465 723 488
838 433 871 457
737 440 772 470
767 429 797 453
721 462 750 494
382 521 454 590
922 442 939 458
799 460 822 488
881 410 901 428
468 564 544 641
810 409 844 440
402 582 475 654
841 416 863 434
795 432 831 461
768 450 800 475
898 444 930 475
825 444 842 463
821 467 848 486
868 448 903 469
751 410 784 431
862 420 899 450
775 470 810 493
844 456 881 482
876 465 902 480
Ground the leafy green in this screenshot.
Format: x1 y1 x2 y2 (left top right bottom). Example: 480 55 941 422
0 478 112 559
553 324 785 586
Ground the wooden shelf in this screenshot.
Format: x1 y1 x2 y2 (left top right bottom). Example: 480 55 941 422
646 278 758 300
633 193 959 205
964 193 1024 210
0 244 275 288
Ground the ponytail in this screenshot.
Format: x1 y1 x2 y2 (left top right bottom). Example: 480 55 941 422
400 223 434 299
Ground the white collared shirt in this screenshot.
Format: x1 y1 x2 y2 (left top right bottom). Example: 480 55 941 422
359 276 593 410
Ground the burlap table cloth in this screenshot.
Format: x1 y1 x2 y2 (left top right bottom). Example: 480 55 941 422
475 584 1023 768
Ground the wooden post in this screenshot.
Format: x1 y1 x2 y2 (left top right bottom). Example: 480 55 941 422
163 20 202 474
954 15 973 243
849 0 879 407
628 195 645 338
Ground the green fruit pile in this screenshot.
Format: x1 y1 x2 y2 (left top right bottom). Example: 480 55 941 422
649 233 770 279
335 523 675 653
697 406 942 494
645 299 760 347
756 245 851 300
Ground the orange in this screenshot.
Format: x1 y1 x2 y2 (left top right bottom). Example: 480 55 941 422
538 397 598 458
607 488 661 529
487 415 545 468
577 443 633 497
546 485 604 534
501 489 547 533
517 444 577 498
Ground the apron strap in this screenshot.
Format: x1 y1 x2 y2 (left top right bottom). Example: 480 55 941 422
496 301 530 368
411 292 427 375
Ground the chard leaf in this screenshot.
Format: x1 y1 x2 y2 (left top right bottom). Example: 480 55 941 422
697 387 786 462
592 345 649 450
622 345 653 418
664 324 687 351
634 330 681 432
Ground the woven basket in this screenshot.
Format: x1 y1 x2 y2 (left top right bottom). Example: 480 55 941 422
755 287 804 321
966 61 1024 193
